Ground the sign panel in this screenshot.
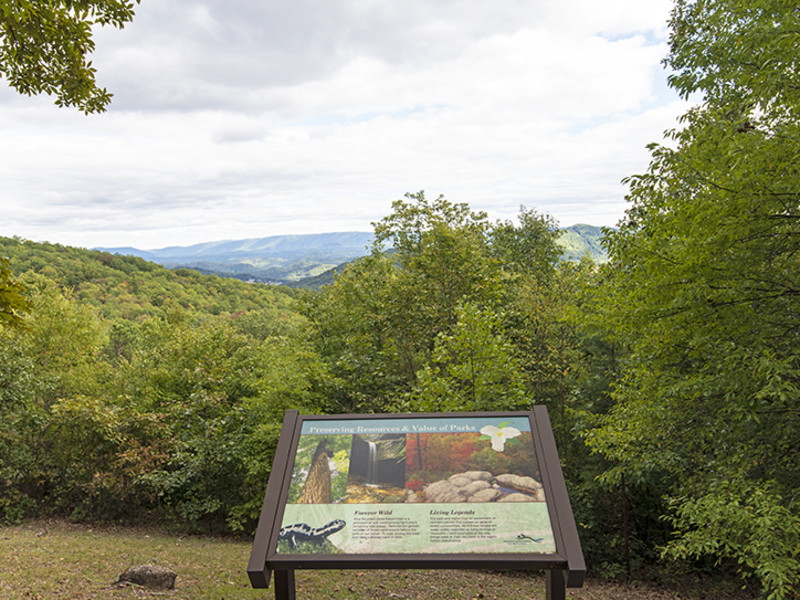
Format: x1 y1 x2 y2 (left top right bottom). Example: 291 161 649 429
278 416 555 555
248 409 585 593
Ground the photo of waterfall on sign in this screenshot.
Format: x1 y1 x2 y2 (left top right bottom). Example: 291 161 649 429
345 433 407 503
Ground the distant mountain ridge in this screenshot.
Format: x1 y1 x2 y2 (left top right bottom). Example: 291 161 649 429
97 226 607 285
99 231 374 261
558 224 608 262
98 232 375 283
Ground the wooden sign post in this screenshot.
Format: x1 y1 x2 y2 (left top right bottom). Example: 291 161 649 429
248 409 585 600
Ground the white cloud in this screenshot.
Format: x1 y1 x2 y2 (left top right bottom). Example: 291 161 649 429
0 0 687 249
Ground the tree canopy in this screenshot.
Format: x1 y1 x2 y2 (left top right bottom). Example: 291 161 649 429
0 0 139 113
588 0 800 596
304 192 566 415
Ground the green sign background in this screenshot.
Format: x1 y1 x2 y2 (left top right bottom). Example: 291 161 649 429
278 416 556 555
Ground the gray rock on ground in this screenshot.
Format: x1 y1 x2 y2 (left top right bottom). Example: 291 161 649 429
116 564 177 589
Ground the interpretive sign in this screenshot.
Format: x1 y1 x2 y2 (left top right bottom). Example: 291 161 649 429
248 409 584 600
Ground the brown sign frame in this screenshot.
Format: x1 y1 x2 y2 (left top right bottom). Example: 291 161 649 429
248 408 585 599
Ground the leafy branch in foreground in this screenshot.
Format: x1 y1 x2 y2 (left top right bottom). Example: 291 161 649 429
0 0 140 113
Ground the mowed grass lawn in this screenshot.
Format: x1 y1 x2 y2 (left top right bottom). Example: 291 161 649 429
0 520 751 600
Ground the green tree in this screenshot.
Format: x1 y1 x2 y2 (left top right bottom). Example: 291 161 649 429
306 193 570 417
414 303 527 413
490 206 561 283
588 1 800 596
0 274 113 523
0 0 140 113
0 256 29 327
118 316 323 532
306 192 509 413
16 274 109 404
373 191 504 342
0 331 39 523
666 0 800 117
301 253 404 414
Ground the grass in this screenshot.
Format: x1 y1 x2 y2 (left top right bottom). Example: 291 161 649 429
0 520 265 600
0 520 753 600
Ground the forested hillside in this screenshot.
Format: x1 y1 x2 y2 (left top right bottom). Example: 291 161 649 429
0 236 317 534
0 237 299 320
0 200 623 567
0 186 796 596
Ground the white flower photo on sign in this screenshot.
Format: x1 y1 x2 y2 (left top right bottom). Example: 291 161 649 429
479 422 522 452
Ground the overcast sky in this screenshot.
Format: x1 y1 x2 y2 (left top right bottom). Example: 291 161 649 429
1 0 690 250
